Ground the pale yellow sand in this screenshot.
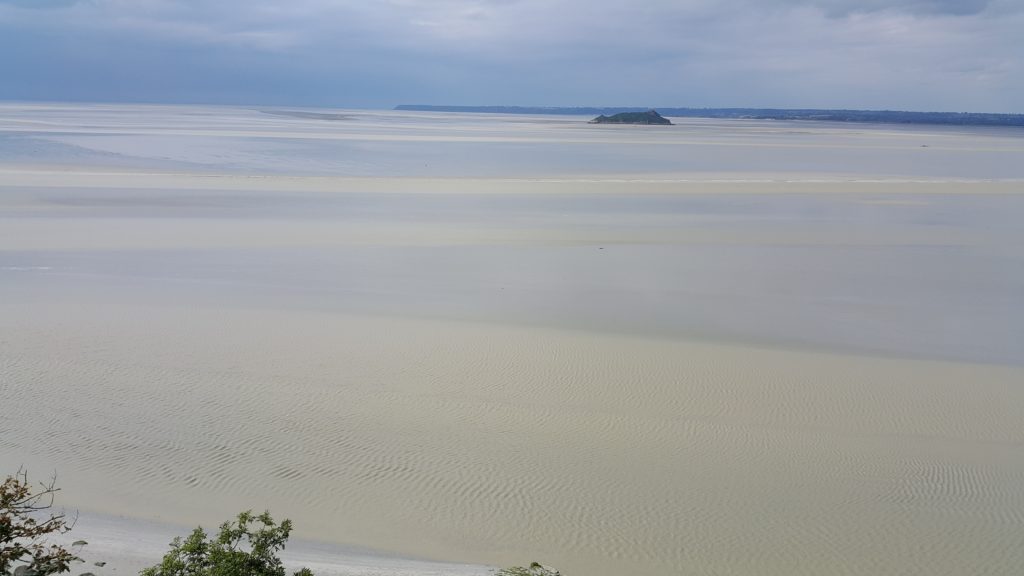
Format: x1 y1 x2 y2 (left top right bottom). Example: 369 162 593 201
4 301 1024 576
0 172 1010 253
3 105 1024 576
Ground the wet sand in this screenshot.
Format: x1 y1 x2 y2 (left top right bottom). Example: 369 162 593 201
2 104 1024 576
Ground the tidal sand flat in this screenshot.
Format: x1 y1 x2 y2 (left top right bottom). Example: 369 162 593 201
2 104 1024 576
5 302 1024 576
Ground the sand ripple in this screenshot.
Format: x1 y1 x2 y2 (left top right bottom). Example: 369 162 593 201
3 304 1024 576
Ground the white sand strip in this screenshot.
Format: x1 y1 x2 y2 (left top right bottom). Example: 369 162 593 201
47 511 492 576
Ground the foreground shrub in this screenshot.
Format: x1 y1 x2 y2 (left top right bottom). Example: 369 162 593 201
0 470 78 576
496 562 561 576
141 511 312 576
4 472 543 576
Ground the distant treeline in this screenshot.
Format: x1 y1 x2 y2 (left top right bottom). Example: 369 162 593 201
394 105 1024 127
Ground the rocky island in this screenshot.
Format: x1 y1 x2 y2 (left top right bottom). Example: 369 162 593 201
588 110 672 125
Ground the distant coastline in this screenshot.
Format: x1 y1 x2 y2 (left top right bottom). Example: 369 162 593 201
395 105 1024 127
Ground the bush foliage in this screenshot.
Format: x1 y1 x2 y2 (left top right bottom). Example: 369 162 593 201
141 511 312 576
0 470 78 576
5 470 553 576
496 562 561 576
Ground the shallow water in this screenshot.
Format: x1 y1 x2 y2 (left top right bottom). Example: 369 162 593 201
2 186 1022 364
2 104 1024 576
2 103 1024 178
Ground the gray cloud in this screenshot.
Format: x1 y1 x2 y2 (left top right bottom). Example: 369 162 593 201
0 0 1020 112
789 0 995 16
0 0 80 8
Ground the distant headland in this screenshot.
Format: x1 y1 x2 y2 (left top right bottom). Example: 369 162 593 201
589 110 672 125
394 105 1024 128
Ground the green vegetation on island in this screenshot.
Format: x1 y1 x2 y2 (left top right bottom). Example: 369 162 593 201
588 110 672 125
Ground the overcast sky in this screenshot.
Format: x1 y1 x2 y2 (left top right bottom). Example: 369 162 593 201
1 0 1021 112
